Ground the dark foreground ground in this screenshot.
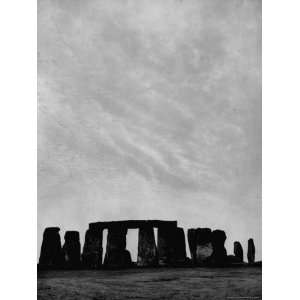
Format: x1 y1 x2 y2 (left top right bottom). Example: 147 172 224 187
38 267 261 300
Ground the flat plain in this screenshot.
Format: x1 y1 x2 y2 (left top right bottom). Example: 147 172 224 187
38 267 261 300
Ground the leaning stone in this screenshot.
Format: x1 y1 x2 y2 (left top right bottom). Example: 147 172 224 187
137 226 158 267
62 231 81 269
195 228 213 266
39 227 64 269
82 229 103 269
234 241 244 262
210 229 227 266
247 238 255 264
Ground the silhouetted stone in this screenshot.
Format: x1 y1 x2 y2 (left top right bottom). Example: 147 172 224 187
195 228 213 266
82 229 103 269
137 226 158 267
234 241 244 262
187 229 197 263
210 230 227 266
103 226 132 268
39 227 64 268
62 231 81 269
174 227 187 264
247 238 255 264
157 226 176 266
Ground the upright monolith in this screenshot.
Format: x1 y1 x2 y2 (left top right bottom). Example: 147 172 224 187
39 227 63 268
82 228 103 269
195 228 213 265
63 231 81 269
187 228 197 263
103 226 132 268
174 227 187 264
247 238 255 264
157 226 176 266
210 230 227 266
234 241 244 262
137 225 158 267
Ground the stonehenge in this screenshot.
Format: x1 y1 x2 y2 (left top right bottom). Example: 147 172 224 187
38 221 259 270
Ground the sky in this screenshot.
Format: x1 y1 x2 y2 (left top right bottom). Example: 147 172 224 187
38 0 261 261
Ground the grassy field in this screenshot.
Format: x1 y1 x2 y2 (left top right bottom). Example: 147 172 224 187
38 267 261 300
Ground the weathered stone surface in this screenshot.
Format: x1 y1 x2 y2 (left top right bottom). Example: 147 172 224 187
247 238 255 264
63 231 81 269
82 229 103 269
195 228 213 265
137 226 158 267
234 241 244 262
103 227 132 268
187 229 197 263
157 226 176 266
39 227 63 268
174 227 187 263
210 230 227 266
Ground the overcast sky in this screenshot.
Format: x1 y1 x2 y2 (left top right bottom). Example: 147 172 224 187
38 0 261 260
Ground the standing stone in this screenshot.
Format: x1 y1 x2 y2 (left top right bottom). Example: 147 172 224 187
195 228 213 266
247 238 255 264
234 241 244 262
157 226 176 266
174 227 187 264
82 229 103 269
210 230 227 266
187 229 197 263
103 226 132 268
63 231 81 269
39 227 63 269
137 226 158 267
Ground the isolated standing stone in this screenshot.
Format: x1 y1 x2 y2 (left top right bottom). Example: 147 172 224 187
39 227 63 268
234 241 244 262
210 230 227 266
157 226 176 265
247 238 255 264
63 231 81 269
187 228 197 263
103 226 132 268
195 228 213 265
137 226 158 267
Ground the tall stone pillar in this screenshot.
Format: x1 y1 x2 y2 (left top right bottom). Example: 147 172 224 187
63 231 81 269
103 226 132 268
247 238 255 264
195 228 213 266
137 226 158 267
82 228 103 269
157 226 176 266
187 228 197 263
174 227 187 264
210 229 227 266
39 227 63 269
234 241 244 262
